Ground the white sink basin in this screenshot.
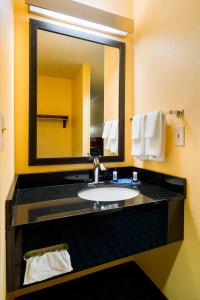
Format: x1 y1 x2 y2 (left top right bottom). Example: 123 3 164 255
78 186 139 202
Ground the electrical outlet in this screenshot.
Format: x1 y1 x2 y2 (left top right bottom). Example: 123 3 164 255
174 125 185 146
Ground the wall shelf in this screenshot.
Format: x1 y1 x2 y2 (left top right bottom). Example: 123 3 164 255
37 115 69 128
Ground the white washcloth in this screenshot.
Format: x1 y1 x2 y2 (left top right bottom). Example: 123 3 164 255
102 121 112 150
131 115 141 139
131 114 147 159
110 120 118 154
145 111 166 161
23 249 73 285
145 110 160 139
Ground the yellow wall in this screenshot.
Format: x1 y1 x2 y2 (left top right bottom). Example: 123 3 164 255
71 66 84 156
37 75 72 158
133 0 200 299
0 1 14 299
90 96 104 137
75 0 133 19
82 64 91 157
71 65 90 157
14 0 133 174
104 46 120 156
104 46 119 122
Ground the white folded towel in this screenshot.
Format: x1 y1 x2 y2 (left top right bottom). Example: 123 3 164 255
145 110 160 139
131 114 147 159
110 120 118 154
131 114 141 139
102 121 112 150
145 110 166 161
23 249 73 285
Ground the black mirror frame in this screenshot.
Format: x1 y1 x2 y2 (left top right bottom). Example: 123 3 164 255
29 19 125 165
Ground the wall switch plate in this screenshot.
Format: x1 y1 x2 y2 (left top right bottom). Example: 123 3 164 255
174 125 185 146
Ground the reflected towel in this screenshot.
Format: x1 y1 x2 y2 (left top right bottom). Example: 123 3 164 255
110 120 118 154
102 121 112 150
23 249 73 285
110 120 118 139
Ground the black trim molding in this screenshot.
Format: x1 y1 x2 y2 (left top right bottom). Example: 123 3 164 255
29 19 125 165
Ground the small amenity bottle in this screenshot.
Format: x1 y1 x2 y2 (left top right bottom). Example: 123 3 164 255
133 171 138 183
113 169 118 182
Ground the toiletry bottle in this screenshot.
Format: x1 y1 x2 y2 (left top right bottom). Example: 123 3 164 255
113 169 118 182
133 171 138 183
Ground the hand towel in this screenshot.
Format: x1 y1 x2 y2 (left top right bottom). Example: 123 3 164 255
145 111 166 161
23 249 73 285
102 121 112 150
131 114 141 139
110 120 118 154
145 110 160 139
131 114 147 159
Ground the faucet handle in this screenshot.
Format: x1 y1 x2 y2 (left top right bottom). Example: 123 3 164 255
94 157 100 166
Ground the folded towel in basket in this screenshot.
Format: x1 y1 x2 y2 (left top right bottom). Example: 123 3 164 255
24 249 73 285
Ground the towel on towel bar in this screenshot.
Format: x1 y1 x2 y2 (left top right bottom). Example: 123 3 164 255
131 114 147 159
145 110 166 161
145 110 160 139
131 114 141 140
102 121 112 150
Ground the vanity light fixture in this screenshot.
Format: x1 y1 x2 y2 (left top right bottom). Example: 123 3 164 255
26 0 134 37
29 5 128 36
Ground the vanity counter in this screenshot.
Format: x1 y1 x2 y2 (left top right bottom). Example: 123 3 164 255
6 167 186 296
11 180 184 227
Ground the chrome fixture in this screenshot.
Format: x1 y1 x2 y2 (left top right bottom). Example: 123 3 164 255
130 109 184 121
163 109 184 118
88 157 106 185
25 0 134 37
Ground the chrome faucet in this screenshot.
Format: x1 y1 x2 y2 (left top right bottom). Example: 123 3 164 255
89 157 106 185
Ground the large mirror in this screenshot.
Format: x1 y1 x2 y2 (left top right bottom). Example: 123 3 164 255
29 19 125 165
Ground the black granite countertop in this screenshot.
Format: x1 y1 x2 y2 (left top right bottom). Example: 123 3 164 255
11 175 185 227
7 167 186 228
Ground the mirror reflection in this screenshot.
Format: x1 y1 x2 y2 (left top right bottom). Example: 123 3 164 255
36 29 119 159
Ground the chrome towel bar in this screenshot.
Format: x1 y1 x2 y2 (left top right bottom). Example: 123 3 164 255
130 109 184 121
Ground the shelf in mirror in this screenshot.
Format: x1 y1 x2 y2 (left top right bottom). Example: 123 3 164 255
37 115 69 128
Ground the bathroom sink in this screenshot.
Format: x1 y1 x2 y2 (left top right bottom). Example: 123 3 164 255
78 186 139 202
